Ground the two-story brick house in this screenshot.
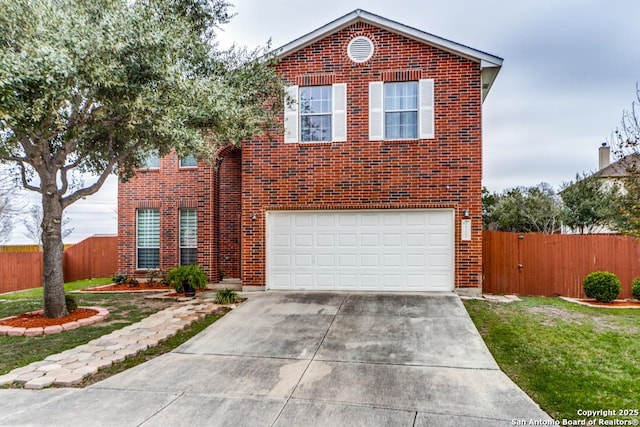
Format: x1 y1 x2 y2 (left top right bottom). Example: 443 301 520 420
118 9 502 296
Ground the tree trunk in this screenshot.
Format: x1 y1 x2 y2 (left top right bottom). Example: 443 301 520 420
42 191 67 318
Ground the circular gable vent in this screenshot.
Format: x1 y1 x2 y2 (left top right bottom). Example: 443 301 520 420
348 36 374 63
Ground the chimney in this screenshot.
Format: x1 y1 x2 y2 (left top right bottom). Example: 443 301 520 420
599 142 610 170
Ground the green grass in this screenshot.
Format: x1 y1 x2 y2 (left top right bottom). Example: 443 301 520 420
0 278 112 300
464 297 640 421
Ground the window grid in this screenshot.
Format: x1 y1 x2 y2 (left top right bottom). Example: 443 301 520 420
180 209 197 265
137 209 160 269
179 155 197 168
300 86 332 142
142 153 160 168
384 82 418 140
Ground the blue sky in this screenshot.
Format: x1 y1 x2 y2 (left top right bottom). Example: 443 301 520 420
6 0 640 243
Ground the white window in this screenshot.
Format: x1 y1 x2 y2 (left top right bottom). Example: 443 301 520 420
284 83 347 143
179 155 197 168
137 209 160 269
369 79 434 141
180 209 197 265
142 152 160 169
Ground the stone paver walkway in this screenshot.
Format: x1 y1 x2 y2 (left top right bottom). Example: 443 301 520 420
0 298 226 389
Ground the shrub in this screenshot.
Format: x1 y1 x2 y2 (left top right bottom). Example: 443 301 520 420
146 268 162 285
632 277 640 300
583 271 621 303
165 264 208 293
112 273 127 284
65 294 78 312
127 277 139 287
216 288 237 305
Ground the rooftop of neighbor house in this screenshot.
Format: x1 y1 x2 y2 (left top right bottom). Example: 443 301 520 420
595 143 640 178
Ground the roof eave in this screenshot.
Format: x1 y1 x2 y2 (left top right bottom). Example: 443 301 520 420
274 9 503 100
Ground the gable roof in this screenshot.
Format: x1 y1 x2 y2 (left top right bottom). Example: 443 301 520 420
595 153 640 178
274 9 503 101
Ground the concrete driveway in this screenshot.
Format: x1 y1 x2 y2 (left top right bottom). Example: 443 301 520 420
0 292 552 426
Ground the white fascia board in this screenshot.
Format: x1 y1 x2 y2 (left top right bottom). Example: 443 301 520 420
275 9 503 69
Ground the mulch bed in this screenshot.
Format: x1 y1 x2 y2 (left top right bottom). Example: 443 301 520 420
82 282 170 292
0 308 98 328
578 299 640 308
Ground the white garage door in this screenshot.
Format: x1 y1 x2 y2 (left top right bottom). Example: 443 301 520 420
266 209 454 291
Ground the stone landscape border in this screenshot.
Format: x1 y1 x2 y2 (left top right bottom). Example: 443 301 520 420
0 307 110 337
0 298 231 389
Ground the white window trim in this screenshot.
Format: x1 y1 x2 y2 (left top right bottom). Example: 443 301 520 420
179 155 197 168
369 79 435 141
284 83 347 143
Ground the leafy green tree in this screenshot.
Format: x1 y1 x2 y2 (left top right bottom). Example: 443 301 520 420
559 173 617 234
482 186 500 230
490 183 564 234
0 0 284 317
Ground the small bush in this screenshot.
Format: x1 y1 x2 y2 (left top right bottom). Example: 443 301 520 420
165 264 208 293
632 277 640 300
112 273 127 284
127 277 139 287
216 288 237 305
583 271 621 303
146 269 162 285
65 294 78 312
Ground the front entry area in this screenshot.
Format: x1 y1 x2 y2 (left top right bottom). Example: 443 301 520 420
266 209 454 291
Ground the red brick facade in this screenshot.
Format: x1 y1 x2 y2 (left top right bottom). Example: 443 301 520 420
117 11 501 293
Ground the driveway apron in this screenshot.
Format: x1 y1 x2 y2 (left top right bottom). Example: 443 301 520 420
0 292 552 426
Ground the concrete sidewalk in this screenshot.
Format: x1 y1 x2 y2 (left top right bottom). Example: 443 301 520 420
0 292 552 426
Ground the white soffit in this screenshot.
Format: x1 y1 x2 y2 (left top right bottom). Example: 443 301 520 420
274 9 503 100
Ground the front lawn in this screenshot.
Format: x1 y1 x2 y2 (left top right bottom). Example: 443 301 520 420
0 278 113 300
463 297 640 421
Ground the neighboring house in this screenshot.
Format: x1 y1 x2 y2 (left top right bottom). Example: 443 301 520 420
118 9 503 296
562 143 638 234
595 143 640 185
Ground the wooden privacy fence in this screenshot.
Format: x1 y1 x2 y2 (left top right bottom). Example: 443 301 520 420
0 235 117 294
483 231 640 299
63 235 118 283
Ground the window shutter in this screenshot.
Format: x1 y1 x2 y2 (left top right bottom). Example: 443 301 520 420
332 83 347 142
369 82 384 141
284 85 299 143
419 79 435 139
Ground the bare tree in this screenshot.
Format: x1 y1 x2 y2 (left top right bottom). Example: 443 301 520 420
23 204 74 246
0 167 25 243
609 83 640 238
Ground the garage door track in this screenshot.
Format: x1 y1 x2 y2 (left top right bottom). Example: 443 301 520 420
0 292 552 426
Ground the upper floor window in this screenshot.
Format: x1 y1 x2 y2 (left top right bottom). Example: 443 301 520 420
142 152 160 169
284 83 346 143
179 155 197 168
300 86 332 142
369 79 434 141
384 82 418 140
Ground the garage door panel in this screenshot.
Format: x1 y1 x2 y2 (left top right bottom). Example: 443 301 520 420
338 234 357 246
273 254 291 267
316 254 335 267
360 234 379 246
316 234 334 246
267 209 454 291
295 254 313 267
339 254 357 267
